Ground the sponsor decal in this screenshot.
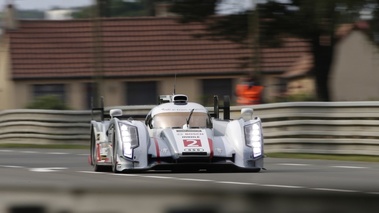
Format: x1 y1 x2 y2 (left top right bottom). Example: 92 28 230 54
176 129 202 132
159 108 205 112
174 129 210 154
160 148 169 154
183 139 202 147
184 148 204 152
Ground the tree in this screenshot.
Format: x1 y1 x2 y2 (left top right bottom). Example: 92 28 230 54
72 0 155 18
0 9 44 19
170 0 379 101
26 95 69 110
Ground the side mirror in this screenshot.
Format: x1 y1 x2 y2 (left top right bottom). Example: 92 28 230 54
241 108 253 121
110 109 122 118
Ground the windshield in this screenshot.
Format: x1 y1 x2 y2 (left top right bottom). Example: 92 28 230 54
152 112 210 129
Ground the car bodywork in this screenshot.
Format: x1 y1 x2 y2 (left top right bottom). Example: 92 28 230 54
89 94 264 173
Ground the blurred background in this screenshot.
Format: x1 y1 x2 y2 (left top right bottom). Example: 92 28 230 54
2 2 379 213
1 0 379 110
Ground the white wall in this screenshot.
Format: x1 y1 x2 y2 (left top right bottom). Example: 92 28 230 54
330 31 379 101
0 35 16 110
45 9 74 20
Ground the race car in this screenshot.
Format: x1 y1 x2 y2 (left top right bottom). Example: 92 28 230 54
89 94 264 173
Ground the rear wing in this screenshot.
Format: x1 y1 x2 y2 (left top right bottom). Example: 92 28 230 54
91 96 105 121
211 95 230 120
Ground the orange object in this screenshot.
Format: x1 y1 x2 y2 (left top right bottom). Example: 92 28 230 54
236 84 263 105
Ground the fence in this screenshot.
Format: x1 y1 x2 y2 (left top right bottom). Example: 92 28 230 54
1 102 379 155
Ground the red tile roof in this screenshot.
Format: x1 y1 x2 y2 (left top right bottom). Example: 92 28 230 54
281 53 313 78
7 17 311 79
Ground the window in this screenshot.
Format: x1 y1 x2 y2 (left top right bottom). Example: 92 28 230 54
201 79 232 106
33 84 65 102
85 83 98 109
152 112 211 129
277 77 287 95
126 81 157 105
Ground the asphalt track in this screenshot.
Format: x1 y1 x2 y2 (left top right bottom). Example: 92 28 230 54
1 148 379 213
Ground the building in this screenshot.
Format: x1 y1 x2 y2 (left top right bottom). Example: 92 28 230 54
0 6 311 110
330 22 379 101
280 53 315 100
45 9 75 20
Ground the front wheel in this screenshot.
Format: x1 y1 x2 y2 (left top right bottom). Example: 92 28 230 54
111 140 120 173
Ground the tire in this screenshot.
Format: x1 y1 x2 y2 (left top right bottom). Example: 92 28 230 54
91 129 108 172
252 168 261 173
89 129 95 166
111 134 120 173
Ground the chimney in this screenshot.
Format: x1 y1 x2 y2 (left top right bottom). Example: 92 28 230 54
2 4 18 30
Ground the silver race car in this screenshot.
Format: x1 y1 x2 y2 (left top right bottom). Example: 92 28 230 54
89 94 264 173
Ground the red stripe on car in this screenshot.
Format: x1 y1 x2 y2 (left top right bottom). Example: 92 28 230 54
96 144 101 161
154 137 160 162
208 138 214 159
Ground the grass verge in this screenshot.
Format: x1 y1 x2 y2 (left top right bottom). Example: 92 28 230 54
0 143 89 149
267 153 379 162
1 144 379 162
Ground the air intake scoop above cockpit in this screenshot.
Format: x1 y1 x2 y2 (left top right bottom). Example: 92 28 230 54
172 94 188 105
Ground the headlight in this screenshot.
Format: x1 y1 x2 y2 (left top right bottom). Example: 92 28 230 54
244 123 262 157
119 123 139 158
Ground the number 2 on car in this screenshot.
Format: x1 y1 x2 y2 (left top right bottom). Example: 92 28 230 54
183 139 202 147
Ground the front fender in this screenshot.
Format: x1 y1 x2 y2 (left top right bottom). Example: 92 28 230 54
113 120 150 170
91 120 109 143
225 118 264 169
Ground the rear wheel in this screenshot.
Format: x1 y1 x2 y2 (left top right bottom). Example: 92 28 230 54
91 129 108 172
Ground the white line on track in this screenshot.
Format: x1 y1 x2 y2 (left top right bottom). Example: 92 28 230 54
79 171 102 174
0 150 14 152
278 163 311 166
143 175 175 179
215 181 255 185
112 173 140 177
279 163 369 169
310 188 359 193
78 171 375 194
367 192 379 195
261 184 304 189
0 165 25 169
179 178 214 182
330 166 368 169
47 152 69 155
29 167 67 172
79 171 140 177
20 151 39 154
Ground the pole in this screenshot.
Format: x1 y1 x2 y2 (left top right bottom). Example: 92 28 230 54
91 0 105 107
248 0 261 82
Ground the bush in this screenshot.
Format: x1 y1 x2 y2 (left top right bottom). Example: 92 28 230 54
26 95 70 110
271 93 318 103
285 93 318 102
